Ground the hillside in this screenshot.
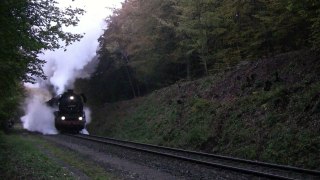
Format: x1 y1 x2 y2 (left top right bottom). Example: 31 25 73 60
74 1 320 105
86 50 320 170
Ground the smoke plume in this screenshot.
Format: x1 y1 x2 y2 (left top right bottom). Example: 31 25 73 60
40 0 122 94
21 0 123 134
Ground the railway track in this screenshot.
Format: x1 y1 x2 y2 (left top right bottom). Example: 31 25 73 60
67 134 320 180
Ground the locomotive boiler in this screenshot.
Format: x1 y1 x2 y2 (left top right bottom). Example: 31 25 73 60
48 89 87 133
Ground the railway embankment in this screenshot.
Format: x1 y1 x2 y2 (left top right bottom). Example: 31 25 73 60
88 50 320 170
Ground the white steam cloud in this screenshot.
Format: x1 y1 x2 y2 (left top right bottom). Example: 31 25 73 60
21 0 124 134
21 88 58 135
41 0 123 94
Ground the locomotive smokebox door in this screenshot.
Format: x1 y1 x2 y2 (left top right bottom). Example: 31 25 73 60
52 89 87 133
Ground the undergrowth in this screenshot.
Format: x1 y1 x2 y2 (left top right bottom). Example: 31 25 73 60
88 53 320 170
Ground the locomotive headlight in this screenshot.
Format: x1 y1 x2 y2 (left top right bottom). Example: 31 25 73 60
78 117 83 121
69 96 74 100
61 116 66 120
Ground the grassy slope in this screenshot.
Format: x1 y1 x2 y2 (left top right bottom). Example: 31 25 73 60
88 51 320 169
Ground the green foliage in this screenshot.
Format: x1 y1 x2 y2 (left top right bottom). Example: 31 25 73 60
190 98 212 112
85 0 184 102
0 0 84 83
0 0 84 130
88 50 320 170
112 99 177 143
79 0 320 104
262 125 320 168
0 81 22 131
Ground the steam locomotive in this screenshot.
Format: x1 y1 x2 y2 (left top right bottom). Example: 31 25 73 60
47 89 87 133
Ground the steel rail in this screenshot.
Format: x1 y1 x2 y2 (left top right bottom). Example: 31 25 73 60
83 134 320 177
66 134 305 180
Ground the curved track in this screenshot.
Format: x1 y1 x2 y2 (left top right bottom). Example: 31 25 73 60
67 134 320 180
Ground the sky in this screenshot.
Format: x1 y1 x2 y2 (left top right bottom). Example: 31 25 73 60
39 0 124 94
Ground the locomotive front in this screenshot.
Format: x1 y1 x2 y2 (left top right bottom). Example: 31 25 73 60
54 90 86 132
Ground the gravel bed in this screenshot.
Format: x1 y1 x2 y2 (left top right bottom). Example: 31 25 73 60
97 136 316 180
42 134 181 180
100 136 319 180
42 134 262 180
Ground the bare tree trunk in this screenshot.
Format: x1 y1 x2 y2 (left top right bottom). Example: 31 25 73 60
186 57 191 80
201 30 209 76
122 51 136 98
202 53 208 76
124 64 136 98
136 82 141 97
198 2 209 76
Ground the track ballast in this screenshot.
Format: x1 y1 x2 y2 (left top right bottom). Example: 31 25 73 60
66 134 320 180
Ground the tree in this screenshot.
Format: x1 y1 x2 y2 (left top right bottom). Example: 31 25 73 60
0 0 84 130
80 0 320 105
289 0 320 51
97 0 182 99
0 0 84 82
176 0 216 76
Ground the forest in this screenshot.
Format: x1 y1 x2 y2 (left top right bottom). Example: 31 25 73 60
1 0 320 130
76 0 320 104
1 0 320 170
79 0 320 168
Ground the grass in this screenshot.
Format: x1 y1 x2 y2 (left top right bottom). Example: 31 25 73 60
216 82 320 168
88 66 320 170
111 96 216 149
0 131 117 180
0 132 74 179
31 136 117 180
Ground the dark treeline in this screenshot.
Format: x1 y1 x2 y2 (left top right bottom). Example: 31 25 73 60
79 0 319 104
